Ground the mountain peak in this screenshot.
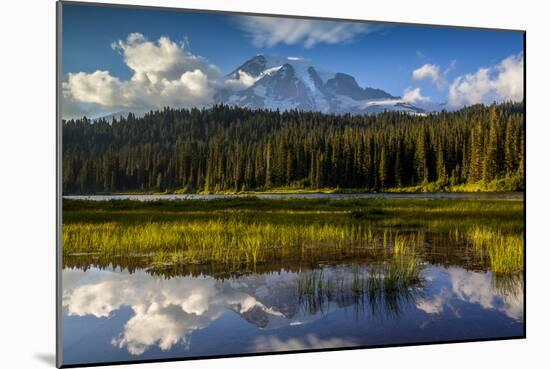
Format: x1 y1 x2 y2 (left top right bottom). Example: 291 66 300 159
222 54 436 115
277 63 295 76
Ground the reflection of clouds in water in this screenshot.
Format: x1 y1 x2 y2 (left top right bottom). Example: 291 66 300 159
62 269 133 318
62 265 523 357
112 303 221 355
449 268 523 321
62 269 285 355
63 269 218 318
416 287 450 315
254 334 357 352
416 267 523 321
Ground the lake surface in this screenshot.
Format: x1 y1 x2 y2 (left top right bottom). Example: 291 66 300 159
61 194 524 365
64 192 523 202
62 261 524 366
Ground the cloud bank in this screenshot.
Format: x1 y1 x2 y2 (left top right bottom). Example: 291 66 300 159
63 33 221 119
447 53 524 108
63 32 523 119
238 16 373 48
409 54 523 108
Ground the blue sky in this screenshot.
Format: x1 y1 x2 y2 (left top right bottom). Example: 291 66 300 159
61 3 524 117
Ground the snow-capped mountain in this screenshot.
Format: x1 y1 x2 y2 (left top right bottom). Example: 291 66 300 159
217 54 442 115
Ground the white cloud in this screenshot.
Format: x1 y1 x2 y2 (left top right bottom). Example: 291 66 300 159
62 268 296 356
415 267 524 321
239 16 373 48
448 268 523 321
223 70 259 91
112 304 220 355
412 63 445 88
416 293 447 314
111 33 220 82
65 71 126 107
223 65 284 92
63 269 224 354
63 33 222 119
254 334 357 352
447 53 524 108
402 87 431 103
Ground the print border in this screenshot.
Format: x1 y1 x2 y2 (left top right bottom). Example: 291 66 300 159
55 1 527 367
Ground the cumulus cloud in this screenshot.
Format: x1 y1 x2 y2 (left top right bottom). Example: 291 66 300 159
412 63 445 88
239 16 373 48
111 32 220 82
447 53 524 108
65 71 126 107
63 33 222 119
402 87 431 103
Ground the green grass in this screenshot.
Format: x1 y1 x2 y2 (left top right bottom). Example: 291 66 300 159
62 197 524 274
467 227 524 274
386 177 523 193
63 220 417 270
81 176 524 196
296 253 423 316
63 197 523 229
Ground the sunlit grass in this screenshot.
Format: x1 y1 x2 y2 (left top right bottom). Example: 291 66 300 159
62 197 524 274
63 220 403 268
467 227 524 274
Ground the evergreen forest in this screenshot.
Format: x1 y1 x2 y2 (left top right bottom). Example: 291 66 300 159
62 102 525 194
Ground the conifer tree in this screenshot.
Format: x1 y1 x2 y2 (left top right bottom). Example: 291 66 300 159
61 102 524 194
483 105 500 183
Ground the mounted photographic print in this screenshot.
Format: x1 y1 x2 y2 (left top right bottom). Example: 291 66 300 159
57 1 525 367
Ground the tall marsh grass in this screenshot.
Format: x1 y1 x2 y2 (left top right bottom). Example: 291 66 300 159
296 254 423 316
467 227 524 274
62 197 524 274
63 219 428 270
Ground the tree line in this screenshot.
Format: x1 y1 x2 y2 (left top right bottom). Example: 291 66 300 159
62 102 525 194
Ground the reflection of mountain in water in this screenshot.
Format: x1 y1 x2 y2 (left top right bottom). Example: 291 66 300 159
62 263 523 357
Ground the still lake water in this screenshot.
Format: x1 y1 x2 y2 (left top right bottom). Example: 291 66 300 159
63 192 523 202
61 193 524 365
62 261 524 365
